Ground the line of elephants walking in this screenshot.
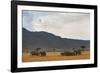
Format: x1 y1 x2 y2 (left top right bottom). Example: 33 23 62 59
30 49 82 56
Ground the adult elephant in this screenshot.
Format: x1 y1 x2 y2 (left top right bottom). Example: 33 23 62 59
40 51 46 56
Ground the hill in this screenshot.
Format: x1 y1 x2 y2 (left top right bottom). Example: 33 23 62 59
22 28 90 51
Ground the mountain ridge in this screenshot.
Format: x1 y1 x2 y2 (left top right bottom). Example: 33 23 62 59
22 28 90 51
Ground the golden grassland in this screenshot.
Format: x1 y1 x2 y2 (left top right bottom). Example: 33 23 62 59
22 51 90 62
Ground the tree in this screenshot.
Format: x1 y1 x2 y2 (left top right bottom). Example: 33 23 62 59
53 48 56 52
80 46 86 51
35 48 41 52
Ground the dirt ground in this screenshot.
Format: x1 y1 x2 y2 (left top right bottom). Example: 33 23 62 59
22 51 90 62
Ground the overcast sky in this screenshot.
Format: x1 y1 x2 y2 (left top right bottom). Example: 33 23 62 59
22 10 90 40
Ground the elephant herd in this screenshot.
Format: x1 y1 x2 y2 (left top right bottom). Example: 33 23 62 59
61 50 81 56
31 51 46 56
30 49 82 56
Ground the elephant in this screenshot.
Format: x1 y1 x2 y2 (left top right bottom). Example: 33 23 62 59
31 51 39 56
40 51 46 56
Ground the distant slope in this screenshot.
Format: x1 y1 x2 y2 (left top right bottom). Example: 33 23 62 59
22 28 90 51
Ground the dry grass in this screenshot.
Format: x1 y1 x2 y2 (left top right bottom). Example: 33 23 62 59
22 51 90 62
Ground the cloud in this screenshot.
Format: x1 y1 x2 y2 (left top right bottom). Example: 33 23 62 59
31 12 90 40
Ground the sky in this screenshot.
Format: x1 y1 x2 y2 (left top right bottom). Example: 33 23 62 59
22 10 90 40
